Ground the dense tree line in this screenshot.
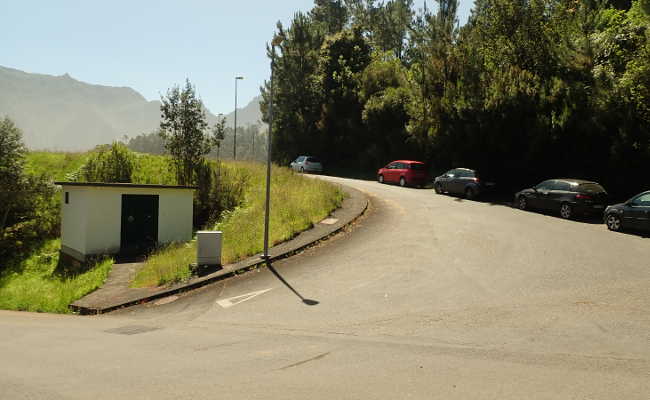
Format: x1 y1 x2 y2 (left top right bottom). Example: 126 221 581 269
261 0 650 199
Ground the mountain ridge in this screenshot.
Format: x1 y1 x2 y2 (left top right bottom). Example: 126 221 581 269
0 65 263 150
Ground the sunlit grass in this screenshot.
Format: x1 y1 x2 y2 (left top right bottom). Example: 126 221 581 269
131 162 344 288
0 239 113 313
24 151 89 180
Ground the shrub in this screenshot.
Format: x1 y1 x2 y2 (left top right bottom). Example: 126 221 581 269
80 142 135 183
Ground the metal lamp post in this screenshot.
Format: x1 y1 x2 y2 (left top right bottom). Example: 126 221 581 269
233 76 244 160
263 35 282 261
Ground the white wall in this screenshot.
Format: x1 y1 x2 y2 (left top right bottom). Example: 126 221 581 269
158 190 193 244
60 185 194 257
61 186 89 255
84 188 122 255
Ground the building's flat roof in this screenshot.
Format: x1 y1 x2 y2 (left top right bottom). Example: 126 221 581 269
54 182 196 190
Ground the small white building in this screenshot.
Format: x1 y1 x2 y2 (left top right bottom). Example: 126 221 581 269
55 182 195 262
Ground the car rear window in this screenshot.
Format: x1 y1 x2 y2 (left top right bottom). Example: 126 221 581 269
409 163 425 170
307 157 320 163
579 183 606 193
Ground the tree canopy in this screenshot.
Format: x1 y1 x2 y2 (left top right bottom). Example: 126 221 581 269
261 0 650 198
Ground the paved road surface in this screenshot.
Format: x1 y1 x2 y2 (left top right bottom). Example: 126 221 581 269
1 176 649 399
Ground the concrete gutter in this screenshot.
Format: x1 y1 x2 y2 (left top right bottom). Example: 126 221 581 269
70 184 369 315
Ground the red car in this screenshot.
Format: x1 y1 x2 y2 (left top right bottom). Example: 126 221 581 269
377 160 428 187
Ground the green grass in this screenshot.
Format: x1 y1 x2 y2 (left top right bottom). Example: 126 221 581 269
130 153 177 185
0 239 113 313
24 151 90 180
131 162 345 287
25 150 178 185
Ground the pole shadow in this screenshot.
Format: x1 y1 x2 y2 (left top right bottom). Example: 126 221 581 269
266 261 319 306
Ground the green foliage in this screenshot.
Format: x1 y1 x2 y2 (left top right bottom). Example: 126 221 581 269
131 162 344 287
259 0 650 197
126 130 166 154
0 117 26 193
80 142 135 183
1 117 27 231
1 120 60 267
0 239 113 313
24 151 89 181
159 79 219 185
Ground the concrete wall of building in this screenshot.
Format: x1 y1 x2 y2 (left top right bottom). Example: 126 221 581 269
60 186 89 256
59 185 194 259
84 188 122 255
158 190 193 244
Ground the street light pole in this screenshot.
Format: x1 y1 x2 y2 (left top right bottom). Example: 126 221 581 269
263 36 282 260
233 76 244 160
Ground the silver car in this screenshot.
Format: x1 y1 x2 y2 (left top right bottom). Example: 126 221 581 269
290 156 323 173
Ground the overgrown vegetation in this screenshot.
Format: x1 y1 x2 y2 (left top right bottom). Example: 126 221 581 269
261 0 650 199
131 162 344 287
80 142 135 183
1 118 59 267
0 239 113 313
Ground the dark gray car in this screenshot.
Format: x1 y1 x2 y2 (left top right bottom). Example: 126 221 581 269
604 190 650 232
515 179 608 219
434 168 495 200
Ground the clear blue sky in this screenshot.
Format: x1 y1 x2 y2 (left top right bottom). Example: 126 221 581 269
1 1 473 115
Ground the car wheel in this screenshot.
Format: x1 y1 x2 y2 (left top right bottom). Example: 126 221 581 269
605 214 622 232
434 183 443 194
399 177 406 187
465 187 476 200
518 196 527 210
300 167 304 173
378 174 384 184
560 203 573 219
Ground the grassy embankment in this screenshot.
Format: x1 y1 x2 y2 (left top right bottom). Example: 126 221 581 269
0 151 176 313
2 152 344 309
131 162 345 287
2 152 104 313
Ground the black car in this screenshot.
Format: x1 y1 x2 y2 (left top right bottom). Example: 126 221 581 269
604 191 650 232
515 179 608 219
433 168 496 199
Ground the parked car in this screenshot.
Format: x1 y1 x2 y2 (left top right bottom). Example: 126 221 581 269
604 190 650 232
290 156 323 174
377 160 428 187
514 179 608 219
433 168 496 199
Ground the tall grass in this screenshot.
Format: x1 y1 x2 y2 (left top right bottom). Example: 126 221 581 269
0 239 113 313
25 150 178 184
24 151 90 180
131 162 344 287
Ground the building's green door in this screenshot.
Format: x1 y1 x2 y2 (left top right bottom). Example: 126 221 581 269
120 195 159 255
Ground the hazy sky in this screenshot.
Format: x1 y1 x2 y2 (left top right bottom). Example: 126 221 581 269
1 1 473 115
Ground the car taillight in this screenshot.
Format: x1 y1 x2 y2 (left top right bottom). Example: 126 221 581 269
471 177 480 183
575 193 591 200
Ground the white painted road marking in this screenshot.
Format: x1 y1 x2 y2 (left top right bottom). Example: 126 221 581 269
216 288 273 309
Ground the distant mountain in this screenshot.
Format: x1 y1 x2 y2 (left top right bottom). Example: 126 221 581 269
0 66 263 150
223 95 265 128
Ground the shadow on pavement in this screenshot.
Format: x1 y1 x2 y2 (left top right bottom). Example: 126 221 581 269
266 261 319 306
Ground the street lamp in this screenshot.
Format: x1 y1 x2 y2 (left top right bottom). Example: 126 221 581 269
262 35 282 261
233 76 244 160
